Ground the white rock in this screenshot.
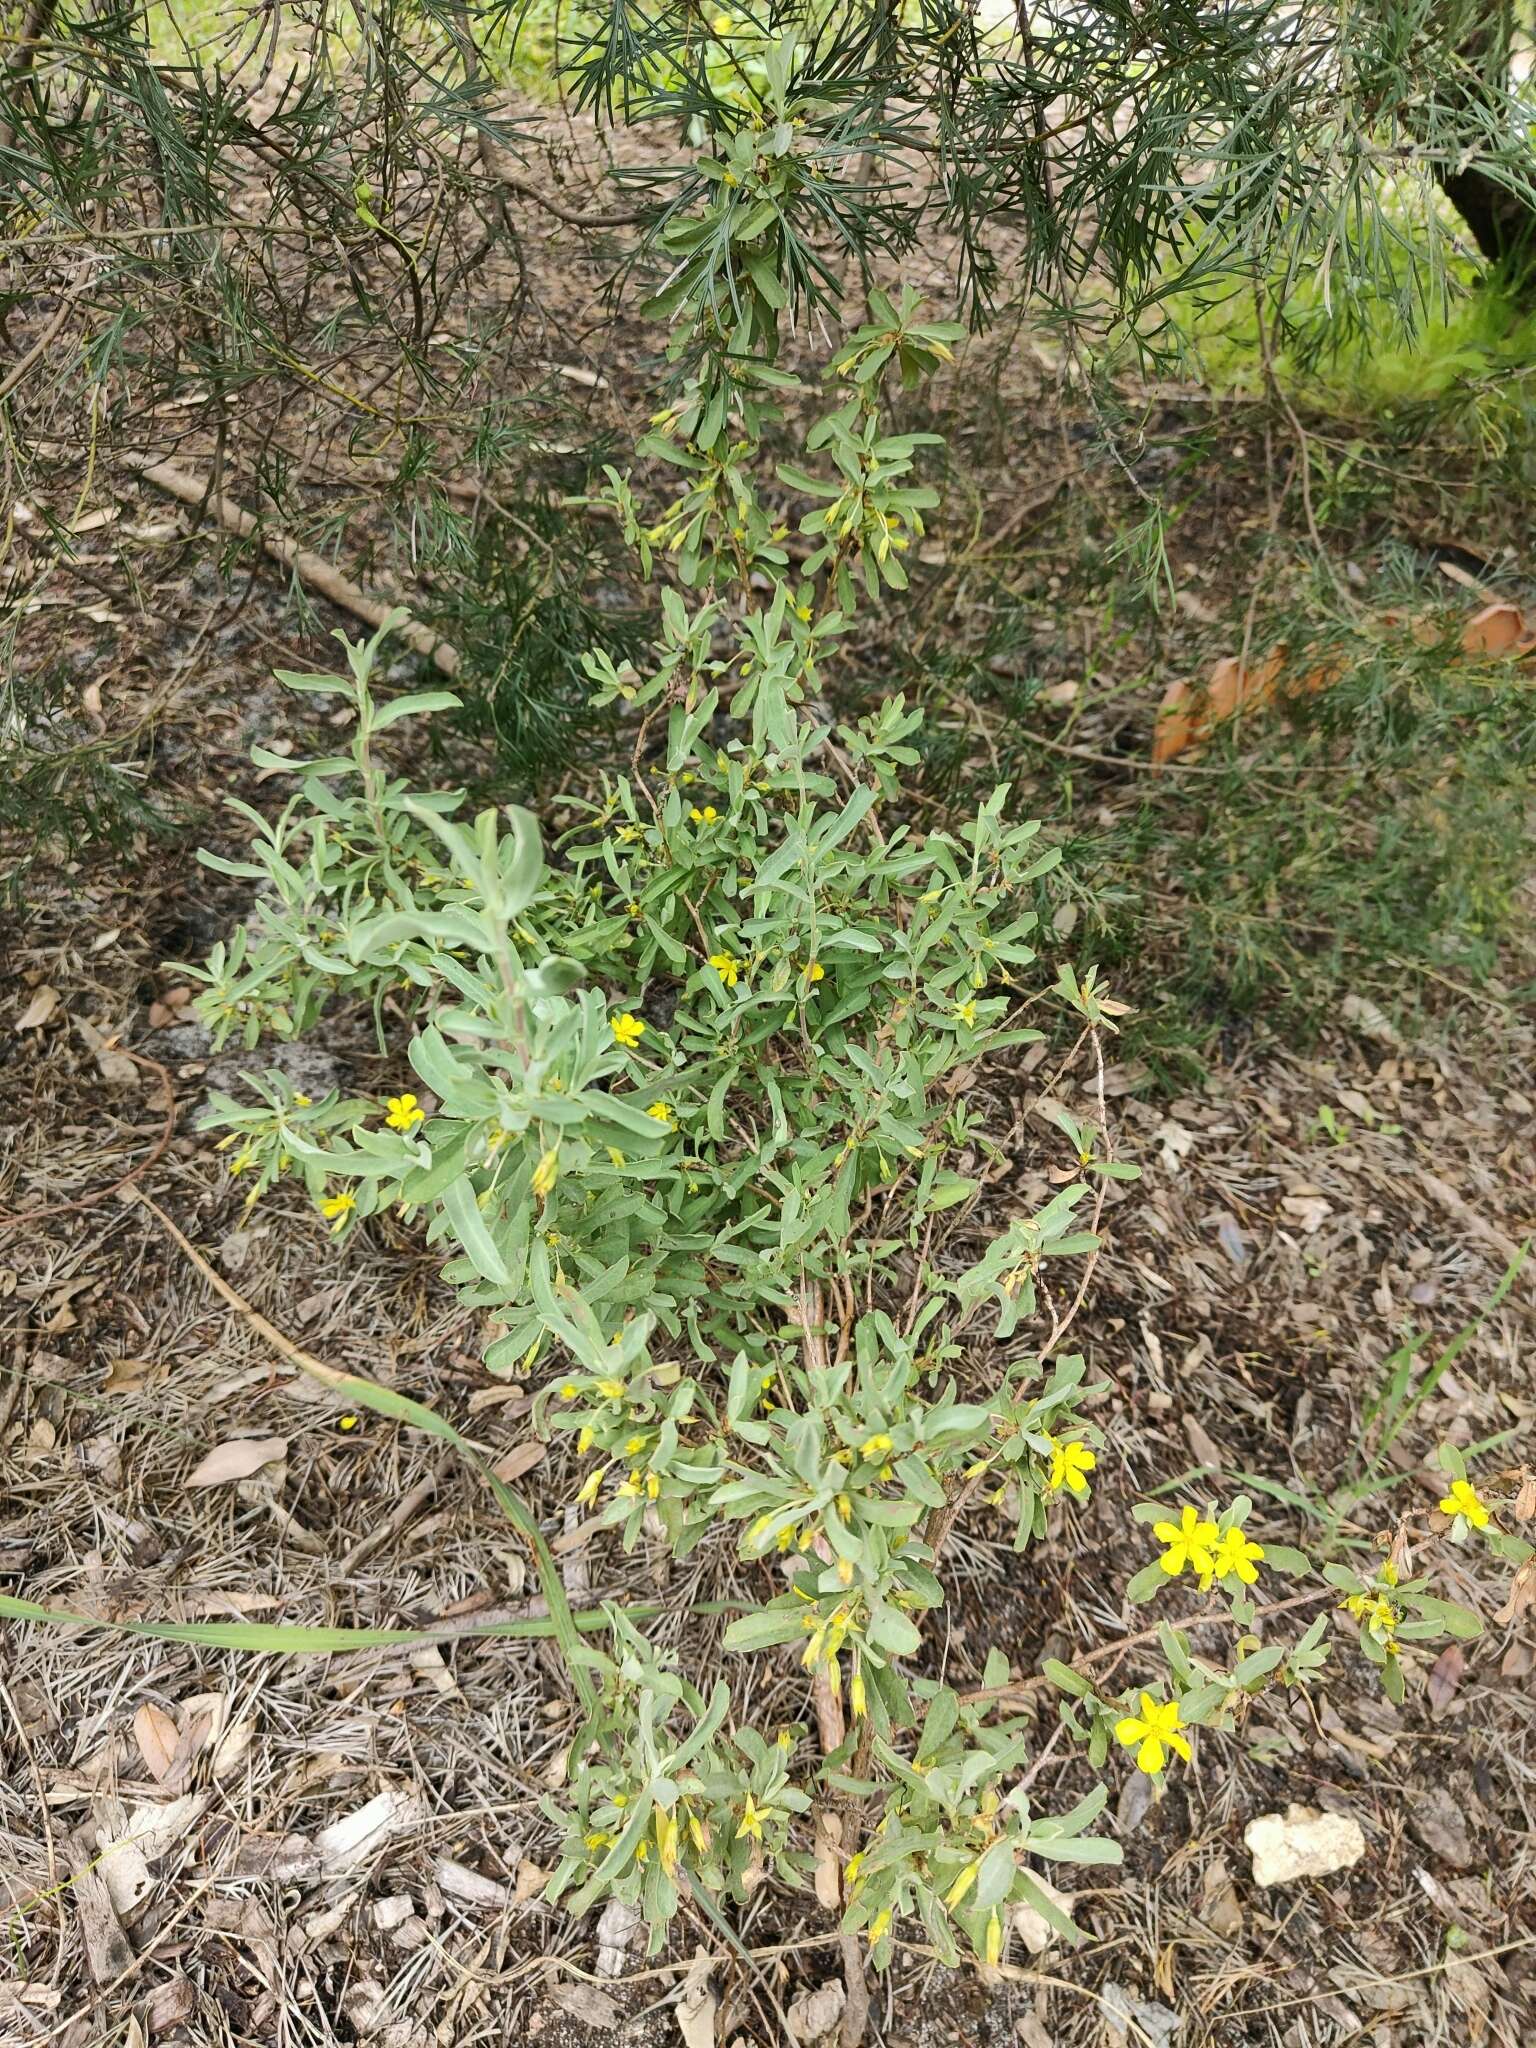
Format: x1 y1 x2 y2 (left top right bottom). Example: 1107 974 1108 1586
786 1979 846 2043
1244 1803 1366 1886
594 1895 641 1977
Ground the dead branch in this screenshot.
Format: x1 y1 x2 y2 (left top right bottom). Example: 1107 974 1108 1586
119 453 460 674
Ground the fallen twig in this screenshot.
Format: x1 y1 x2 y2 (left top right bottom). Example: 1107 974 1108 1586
119 454 459 673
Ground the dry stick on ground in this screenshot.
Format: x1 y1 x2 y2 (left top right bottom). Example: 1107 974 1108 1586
119 454 460 673
0 284 83 406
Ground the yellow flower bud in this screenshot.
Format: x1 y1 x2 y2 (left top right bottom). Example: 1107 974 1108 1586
984 1909 1003 1966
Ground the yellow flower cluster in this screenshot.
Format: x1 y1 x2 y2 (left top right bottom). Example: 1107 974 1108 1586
1153 1505 1265 1589
1343 1559 1401 1644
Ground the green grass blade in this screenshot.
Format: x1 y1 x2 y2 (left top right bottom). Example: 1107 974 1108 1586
0 1591 624 1654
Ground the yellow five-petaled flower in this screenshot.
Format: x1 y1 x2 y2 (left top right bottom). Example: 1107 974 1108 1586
384 1092 424 1132
1212 1525 1265 1584
1045 1435 1097 1497
1153 1504 1220 1579
1115 1691 1192 1775
646 1101 674 1125
689 804 719 825
708 950 741 988
1438 1478 1490 1532
736 1793 769 1843
611 1011 645 1049
320 1190 356 1233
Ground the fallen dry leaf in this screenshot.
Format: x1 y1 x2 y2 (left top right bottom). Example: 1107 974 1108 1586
1426 1643 1466 1717
595 1894 640 1974
1012 1872 1075 1955
17 985 61 1031
104 1356 161 1396
75 1018 138 1088
133 1704 179 1784
92 1821 154 1921
186 1436 287 1488
1460 601 1525 656
210 1717 254 1780
408 1643 460 1697
1154 592 1528 765
491 1439 547 1483
1183 1413 1223 1471
1447 1962 1491 2044
1103 1984 1181 2048
812 1809 843 1911
184 1589 279 1618
435 1857 508 1909
1281 1193 1333 1235
145 1977 195 2033
1200 1855 1243 1939
1408 1785 1477 1869
120 1791 208 1864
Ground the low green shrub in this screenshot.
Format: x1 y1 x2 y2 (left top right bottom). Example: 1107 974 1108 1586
8 35 1528 1990
177 68 1531 1962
